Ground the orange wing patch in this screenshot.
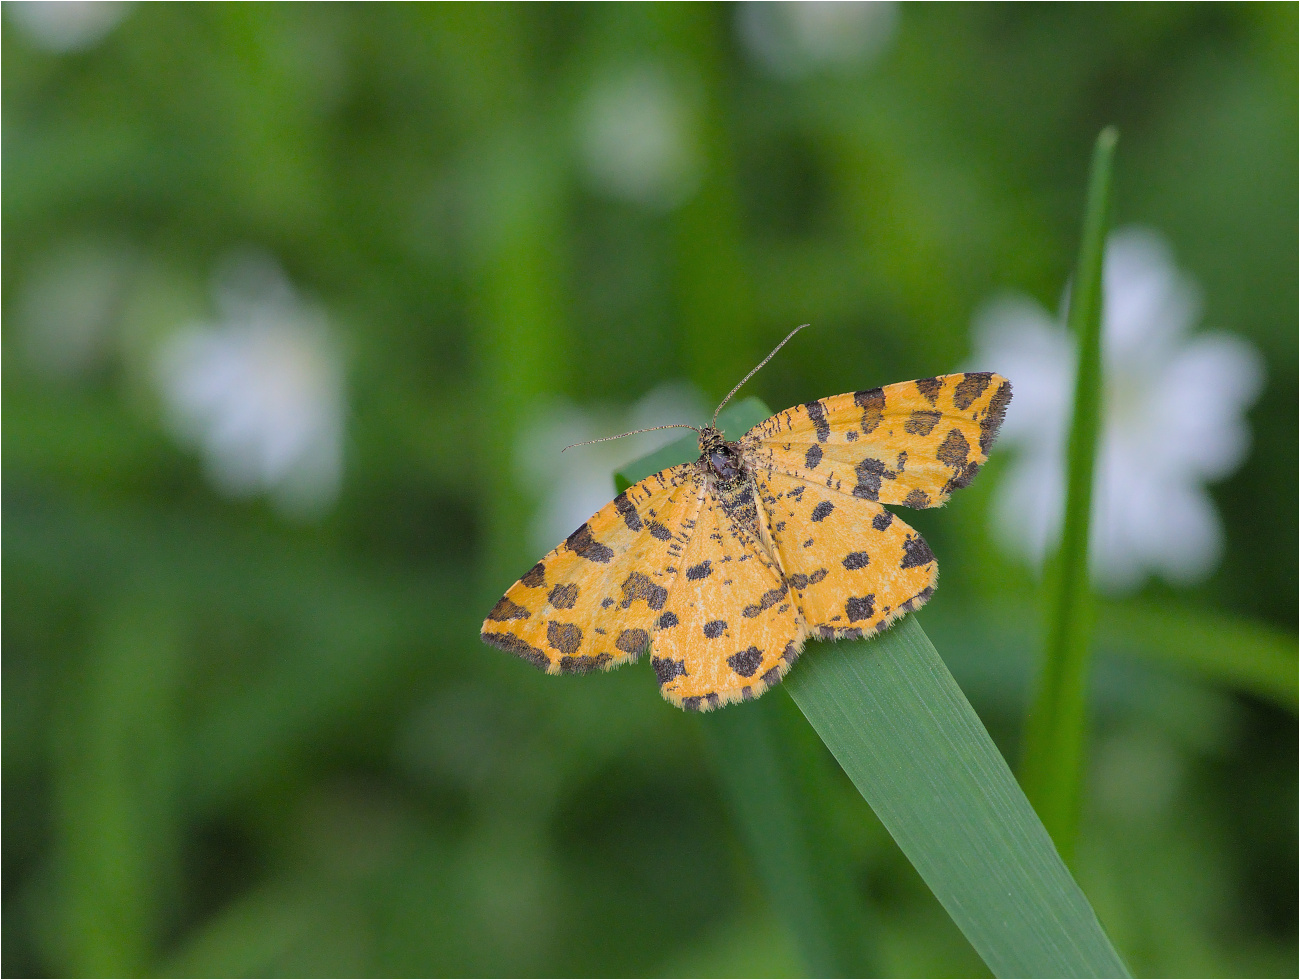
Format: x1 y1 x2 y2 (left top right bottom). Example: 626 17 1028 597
754 469 937 638
481 464 703 673
740 373 1011 509
652 491 804 710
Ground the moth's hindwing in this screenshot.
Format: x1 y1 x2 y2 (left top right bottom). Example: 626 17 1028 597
651 486 804 710
752 468 937 639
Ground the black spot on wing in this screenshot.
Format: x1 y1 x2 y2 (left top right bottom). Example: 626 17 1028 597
853 388 885 434
852 458 887 501
743 583 789 619
980 379 1013 453
901 585 936 612
903 489 930 508
566 523 614 563
547 621 583 654
727 646 763 677
657 611 679 629
872 510 893 532
520 562 547 588
548 584 579 610
901 534 935 568
481 630 550 670
620 572 668 610
843 551 870 570
652 656 687 685
560 653 612 673
954 372 992 410
686 560 713 581
803 400 831 441
845 595 876 622
945 461 982 492
904 410 941 436
791 568 827 590
647 521 673 541
616 628 649 654
915 377 943 405
804 444 823 470
613 491 642 531
810 500 834 522
937 428 970 470
487 597 530 621
703 620 727 639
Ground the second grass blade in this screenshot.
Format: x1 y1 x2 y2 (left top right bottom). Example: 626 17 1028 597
1019 127 1118 859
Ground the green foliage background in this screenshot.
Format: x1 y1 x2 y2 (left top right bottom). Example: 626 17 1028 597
4 4 1295 976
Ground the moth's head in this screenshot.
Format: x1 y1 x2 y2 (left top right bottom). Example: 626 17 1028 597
698 426 725 455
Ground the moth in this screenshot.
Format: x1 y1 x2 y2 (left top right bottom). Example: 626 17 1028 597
482 326 1011 710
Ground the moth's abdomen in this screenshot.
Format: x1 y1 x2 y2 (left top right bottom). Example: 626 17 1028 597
713 475 760 536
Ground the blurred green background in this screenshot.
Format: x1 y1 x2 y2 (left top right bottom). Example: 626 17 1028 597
4 3 1296 976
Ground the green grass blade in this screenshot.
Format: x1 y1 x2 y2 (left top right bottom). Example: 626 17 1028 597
1019 127 1118 860
617 398 1125 978
786 619 1127 978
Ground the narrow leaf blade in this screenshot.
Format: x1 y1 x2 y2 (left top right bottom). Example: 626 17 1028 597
1020 127 1119 857
787 618 1129 978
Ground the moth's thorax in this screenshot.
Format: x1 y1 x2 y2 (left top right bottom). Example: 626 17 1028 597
697 435 760 535
698 428 741 481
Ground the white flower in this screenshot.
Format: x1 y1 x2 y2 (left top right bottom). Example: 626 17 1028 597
737 1 898 78
516 382 707 556
577 65 699 210
970 227 1264 592
154 252 345 517
7 1 131 52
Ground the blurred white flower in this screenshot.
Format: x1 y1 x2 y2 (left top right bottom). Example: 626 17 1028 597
18 237 135 380
155 252 345 517
737 1 898 78
7 1 131 52
517 382 708 555
970 227 1264 592
578 65 699 210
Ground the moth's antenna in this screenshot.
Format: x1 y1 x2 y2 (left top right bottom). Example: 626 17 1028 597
562 423 701 452
711 323 809 428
